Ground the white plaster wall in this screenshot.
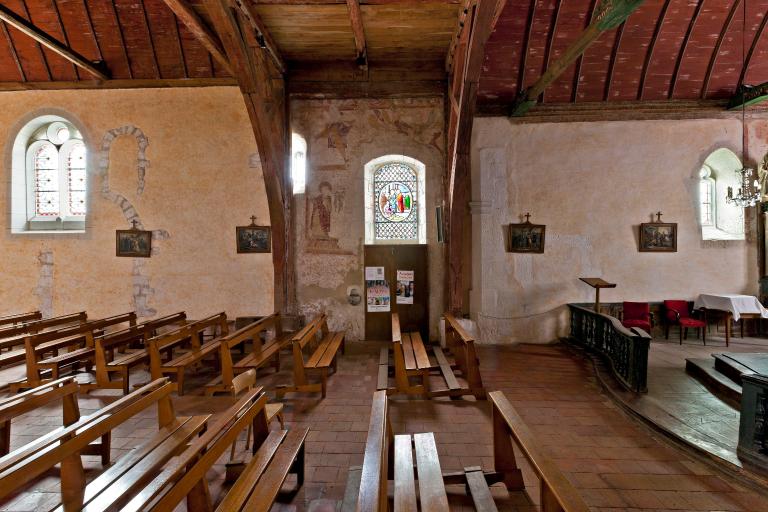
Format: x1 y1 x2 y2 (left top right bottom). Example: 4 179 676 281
471 117 760 344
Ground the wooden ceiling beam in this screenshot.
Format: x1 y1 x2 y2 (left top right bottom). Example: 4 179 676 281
516 0 536 94
572 0 599 102
542 0 563 103
346 0 368 68
738 2 768 87
204 0 293 314
511 0 644 116
257 0 460 4
668 0 704 98
1 22 25 81
603 21 624 100
160 0 233 75
637 0 670 100
445 0 507 314
445 0 472 72
701 0 741 99
0 77 236 91
232 0 287 74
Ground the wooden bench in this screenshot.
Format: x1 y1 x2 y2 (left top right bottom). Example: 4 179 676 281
436 313 485 399
206 313 294 396
0 311 87 351
0 311 41 328
276 314 345 399
378 313 433 396
0 377 108 459
10 312 138 391
91 311 189 393
148 313 229 395
118 387 307 512
0 378 209 510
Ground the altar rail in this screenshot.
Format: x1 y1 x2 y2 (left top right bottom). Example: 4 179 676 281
567 304 650 393
738 373 768 469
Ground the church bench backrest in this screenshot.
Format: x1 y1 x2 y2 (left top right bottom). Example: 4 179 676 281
0 311 41 328
489 391 590 512
120 388 271 512
218 313 279 385
0 378 177 506
292 314 327 353
357 390 391 512
189 311 228 344
443 313 483 394
0 311 87 341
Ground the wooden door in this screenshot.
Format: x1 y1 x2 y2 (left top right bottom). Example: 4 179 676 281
364 245 428 341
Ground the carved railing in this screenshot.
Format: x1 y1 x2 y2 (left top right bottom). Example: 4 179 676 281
738 373 768 469
567 304 650 393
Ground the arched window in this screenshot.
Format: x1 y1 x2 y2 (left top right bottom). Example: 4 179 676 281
291 133 307 195
11 116 87 232
698 148 745 241
365 155 426 244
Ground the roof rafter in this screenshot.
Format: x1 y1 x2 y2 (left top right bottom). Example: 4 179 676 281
159 0 233 75
738 4 768 87
233 0 287 74
637 0 670 100
346 0 368 68
668 0 704 98
0 3 108 80
701 0 741 99
511 0 644 115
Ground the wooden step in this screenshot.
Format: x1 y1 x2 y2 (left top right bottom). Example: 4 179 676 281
685 358 743 408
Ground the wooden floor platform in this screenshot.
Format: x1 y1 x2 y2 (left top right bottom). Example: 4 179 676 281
1 341 766 511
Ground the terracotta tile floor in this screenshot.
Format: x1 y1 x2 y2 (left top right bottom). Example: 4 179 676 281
1 341 767 511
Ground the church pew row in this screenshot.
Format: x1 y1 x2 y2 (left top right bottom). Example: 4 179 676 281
205 313 294 396
0 377 107 460
146 313 228 395
9 312 138 391
345 390 590 512
0 311 41 329
0 378 210 510
379 313 485 399
0 311 87 350
276 314 345 399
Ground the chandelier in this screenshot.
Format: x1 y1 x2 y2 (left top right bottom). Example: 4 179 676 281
726 167 760 207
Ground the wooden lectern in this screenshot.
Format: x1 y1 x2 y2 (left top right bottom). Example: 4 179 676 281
579 278 617 312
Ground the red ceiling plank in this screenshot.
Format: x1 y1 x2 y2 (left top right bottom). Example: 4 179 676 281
3 0 52 81
673 0 734 98
603 21 625 100
49 0 80 79
668 0 704 98
540 0 561 103
571 0 598 102
574 15 619 101
87 0 132 79
606 0 665 101
172 16 189 78
741 1 768 86
517 0 537 93
57 0 104 72
0 22 26 80
545 0 593 104
523 0 558 90
113 0 160 79
176 15 215 77
137 0 161 78
701 0 742 98
143 0 188 78
637 0 670 99
21 0 77 80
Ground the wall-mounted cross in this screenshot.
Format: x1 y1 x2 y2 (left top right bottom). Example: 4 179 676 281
524 212 531 223
131 219 139 230
250 215 257 225
655 211 663 222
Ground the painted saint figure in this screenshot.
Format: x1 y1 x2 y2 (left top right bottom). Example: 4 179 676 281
309 181 333 239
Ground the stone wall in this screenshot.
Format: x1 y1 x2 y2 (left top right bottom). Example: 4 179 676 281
1 87 273 320
471 117 762 344
291 98 446 341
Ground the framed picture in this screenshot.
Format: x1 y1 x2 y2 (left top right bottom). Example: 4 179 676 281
508 221 545 253
236 223 271 253
116 227 152 258
639 222 677 252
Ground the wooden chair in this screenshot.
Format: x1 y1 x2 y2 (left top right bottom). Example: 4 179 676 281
11 312 138 392
620 301 653 334
0 377 106 460
205 313 293 396
148 313 229 395
378 313 432 396
0 311 41 328
490 390 590 512
0 379 205 510
92 312 194 393
275 314 345 399
118 387 308 512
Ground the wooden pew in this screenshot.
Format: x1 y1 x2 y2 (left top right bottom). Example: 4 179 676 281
11 312 138 391
275 314 345 399
490 391 591 512
91 312 190 393
0 378 209 509
346 390 590 511
0 311 41 328
0 311 87 350
205 313 294 396
0 377 106 460
147 313 229 395
378 313 433 396
437 313 485 399
118 387 308 512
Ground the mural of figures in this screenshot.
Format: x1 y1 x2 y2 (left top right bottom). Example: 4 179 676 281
306 180 352 254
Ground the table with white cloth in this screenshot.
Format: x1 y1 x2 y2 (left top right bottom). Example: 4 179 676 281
693 294 768 346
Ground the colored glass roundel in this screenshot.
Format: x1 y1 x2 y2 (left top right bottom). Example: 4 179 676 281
373 162 418 240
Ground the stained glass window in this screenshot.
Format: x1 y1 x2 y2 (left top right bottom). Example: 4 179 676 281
67 142 87 216
373 162 418 240
34 143 59 217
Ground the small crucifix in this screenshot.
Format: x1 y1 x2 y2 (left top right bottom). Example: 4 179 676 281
524 212 531 223
130 219 139 230
249 215 258 226
655 211 663 222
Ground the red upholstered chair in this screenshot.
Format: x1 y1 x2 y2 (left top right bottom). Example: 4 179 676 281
664 300 707 345
621 302 652 334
